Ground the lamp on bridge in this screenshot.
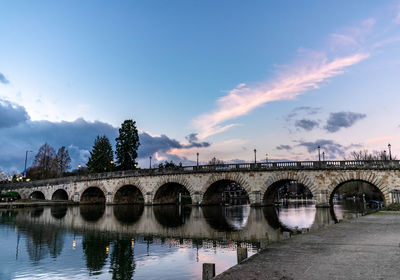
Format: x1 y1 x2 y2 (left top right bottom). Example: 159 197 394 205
254 149 257 164
318 146 321 162
196 152 199 167
388 143 392 160
322 151 325 161
265 154 269 163
149 156 152 169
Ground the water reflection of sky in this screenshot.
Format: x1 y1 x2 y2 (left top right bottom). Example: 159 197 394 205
277 204 316 230
225 206 250 230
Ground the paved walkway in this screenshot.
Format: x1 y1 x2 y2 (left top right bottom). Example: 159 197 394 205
215 212 400 280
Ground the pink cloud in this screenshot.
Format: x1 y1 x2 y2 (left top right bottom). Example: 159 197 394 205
192 53 369 139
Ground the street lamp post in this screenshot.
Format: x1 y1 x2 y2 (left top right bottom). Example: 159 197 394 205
388 143 392 160
149 156 152 169
196 152 199 167
318 146 321 162
265 154 269 163
383 150 387 160
254 149 257 164
322 152 325 161
24 150 32 179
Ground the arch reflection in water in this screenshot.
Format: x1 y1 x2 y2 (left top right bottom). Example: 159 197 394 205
113 204 144 225
30 207 44 218
51 206 68 219
80 204 105 222
153 205 191 227
202 205 250 231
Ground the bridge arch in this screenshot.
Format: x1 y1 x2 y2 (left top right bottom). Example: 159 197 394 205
29 191 45 200
51 189 69 200
113 184 144 204
261 172 317 205
201 173 251 205
327 171 388 204
112 179 146 204
80 186 106 204
152 176 194 204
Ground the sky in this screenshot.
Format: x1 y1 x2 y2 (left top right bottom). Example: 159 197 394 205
1 0 400 173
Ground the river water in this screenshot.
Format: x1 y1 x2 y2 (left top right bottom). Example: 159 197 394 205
0 201 370 280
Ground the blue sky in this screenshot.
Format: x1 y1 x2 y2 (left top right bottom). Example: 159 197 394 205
1 1 400 173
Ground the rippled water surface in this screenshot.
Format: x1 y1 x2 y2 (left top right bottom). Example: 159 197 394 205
0 201 369 280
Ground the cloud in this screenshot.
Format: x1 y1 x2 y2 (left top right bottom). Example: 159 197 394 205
285 106 321 121
0 100 209 172
184 133 211 148
324 111 366 133
0 99 30 128
192 52 368 139
296 139 362 159
297 139 346 159
395 10 400 24
295 119 319 131
0 72 9 85
138 132 182 158
276 145 292 151
0 117 119 173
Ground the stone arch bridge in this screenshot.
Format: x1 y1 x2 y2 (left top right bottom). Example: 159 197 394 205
3 160 400 207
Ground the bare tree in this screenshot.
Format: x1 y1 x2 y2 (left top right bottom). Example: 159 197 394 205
208 157 224 165
350 150 374 160
32 143 57 179
56 146 71 176
349 149 396 161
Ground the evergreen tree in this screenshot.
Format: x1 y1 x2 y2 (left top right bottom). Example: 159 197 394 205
87 135 114 173
32 143 57 179
56 146 71 176
115 120 140 170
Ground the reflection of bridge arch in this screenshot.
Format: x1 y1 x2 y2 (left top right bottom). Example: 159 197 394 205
153 205 192 228
51 206 68 219
261 172 317 204
201 173 251 204
202 206 250 231
80 204 105 222
80 186 106 204
153 177 194 204
327 175 387 204
113 204 144 225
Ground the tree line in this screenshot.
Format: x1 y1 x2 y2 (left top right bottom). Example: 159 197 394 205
27 119 140 180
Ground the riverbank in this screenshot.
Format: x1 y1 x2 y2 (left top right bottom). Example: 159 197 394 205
0 200 76 208
215 212 400 280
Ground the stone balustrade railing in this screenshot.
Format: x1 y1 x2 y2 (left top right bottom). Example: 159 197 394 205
2 160 400 189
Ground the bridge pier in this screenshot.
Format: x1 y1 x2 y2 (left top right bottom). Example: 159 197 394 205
73 192 79 202
145 192 153 205
315 190 330 208
249 191 261 206
192 191 202 205
106 191 113 204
